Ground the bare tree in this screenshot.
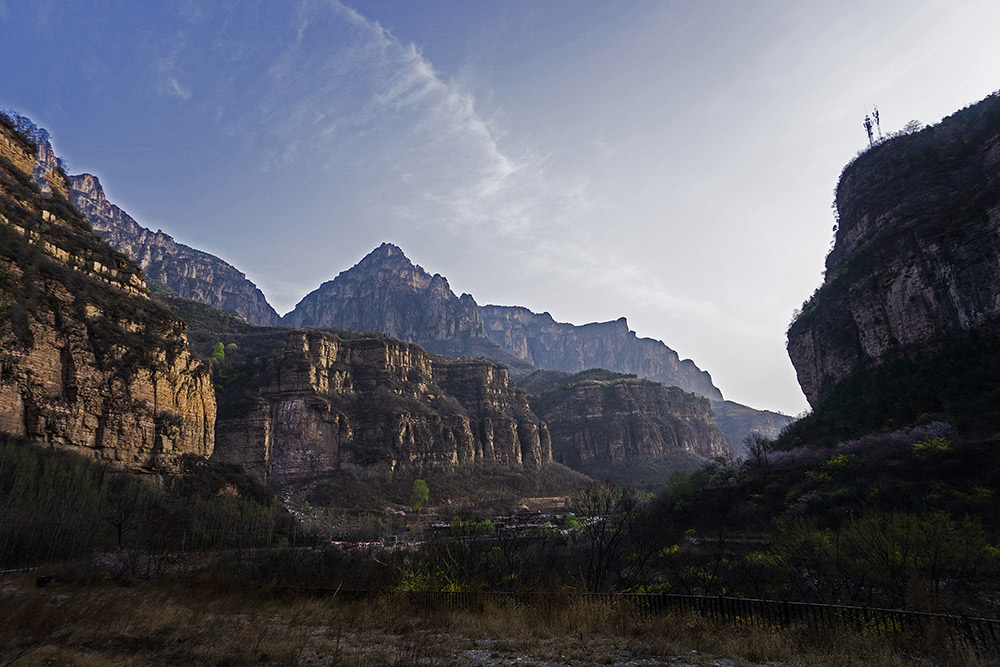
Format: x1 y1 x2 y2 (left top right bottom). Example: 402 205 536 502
572 484 648 592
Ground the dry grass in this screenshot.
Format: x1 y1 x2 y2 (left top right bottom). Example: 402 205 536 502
0 570 995 666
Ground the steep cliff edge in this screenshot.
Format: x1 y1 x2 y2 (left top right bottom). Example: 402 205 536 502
482 305 722 400
0 118 215 470
788 92 1000 412
63 170 281 326
188 305 551 485
525 369 731 487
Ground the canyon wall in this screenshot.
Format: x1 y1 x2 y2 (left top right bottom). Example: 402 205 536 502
526 371 731 484
211 327 551 485
788 93 1000 408
482 306 722 400
0 121 215 471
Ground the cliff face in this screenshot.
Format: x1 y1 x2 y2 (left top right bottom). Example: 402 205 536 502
788 93 1000 408
285 243 724 400
210 325 551 485
482 305 723 400
709 400 793 456
0 123 215 470
527 372 731 480
58 168 280 327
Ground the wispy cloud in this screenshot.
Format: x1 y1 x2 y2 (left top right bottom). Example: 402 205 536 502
241 0 723 326
156 37 193 101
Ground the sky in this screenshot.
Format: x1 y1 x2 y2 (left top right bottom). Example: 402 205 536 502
2 0 999 415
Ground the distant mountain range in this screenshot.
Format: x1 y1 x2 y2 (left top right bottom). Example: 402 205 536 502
32 139 791 454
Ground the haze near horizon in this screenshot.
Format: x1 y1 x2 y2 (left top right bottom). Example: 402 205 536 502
2 0 999 415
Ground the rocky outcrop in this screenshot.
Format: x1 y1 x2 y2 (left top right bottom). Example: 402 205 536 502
482 306 722 399
527 372 731 477
55 168 281 326
285 243 483 340
285 243 723 400
710 400 793 456
788 92 1000 408
282 243 532 369
210 326 551 485
0 122 215 470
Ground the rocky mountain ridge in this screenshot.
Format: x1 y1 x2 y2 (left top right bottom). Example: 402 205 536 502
787 92 1000 409
28 137 280 327
481 305 722 400
0 118 215 471
65 170 281 327
284 243 724 399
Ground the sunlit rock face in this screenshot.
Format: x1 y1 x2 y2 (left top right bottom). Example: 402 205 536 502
59 167 281 327
0 121 215 470
788 93 1000 408
285 242 724 400
211 328 551 485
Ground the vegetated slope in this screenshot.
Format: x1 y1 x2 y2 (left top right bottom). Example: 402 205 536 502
162 296 560 502
787 91 1000 441
0 115 215 471
646 420 1000 613
0 433 292 569
28 136 280 327
525 369 732 490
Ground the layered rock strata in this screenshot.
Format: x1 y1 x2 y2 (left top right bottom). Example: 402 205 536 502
211 327 551 485
527 372 731 472
283 243 530 371
788 92 1000 407
0 122 215 470
285 243 722 400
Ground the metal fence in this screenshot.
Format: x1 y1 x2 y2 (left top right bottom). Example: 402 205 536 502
386 590 1000 652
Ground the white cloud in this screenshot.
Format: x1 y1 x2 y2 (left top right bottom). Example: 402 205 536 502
156 37 193 101
242 1 746 338
164 76 192 101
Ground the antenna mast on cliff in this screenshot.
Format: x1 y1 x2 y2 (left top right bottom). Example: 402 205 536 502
873 105 881 139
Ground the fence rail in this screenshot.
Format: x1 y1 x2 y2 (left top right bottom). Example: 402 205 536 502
329 590 1000 652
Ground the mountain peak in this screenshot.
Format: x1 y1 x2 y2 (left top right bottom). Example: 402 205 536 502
353 242 418 272
371 241 405 258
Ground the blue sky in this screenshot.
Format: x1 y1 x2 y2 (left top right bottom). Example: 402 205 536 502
2 0 999 415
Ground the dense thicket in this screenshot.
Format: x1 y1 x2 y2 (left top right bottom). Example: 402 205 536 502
0 436 293 572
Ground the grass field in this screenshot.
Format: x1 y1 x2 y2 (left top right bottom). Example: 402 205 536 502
2 567 993 666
